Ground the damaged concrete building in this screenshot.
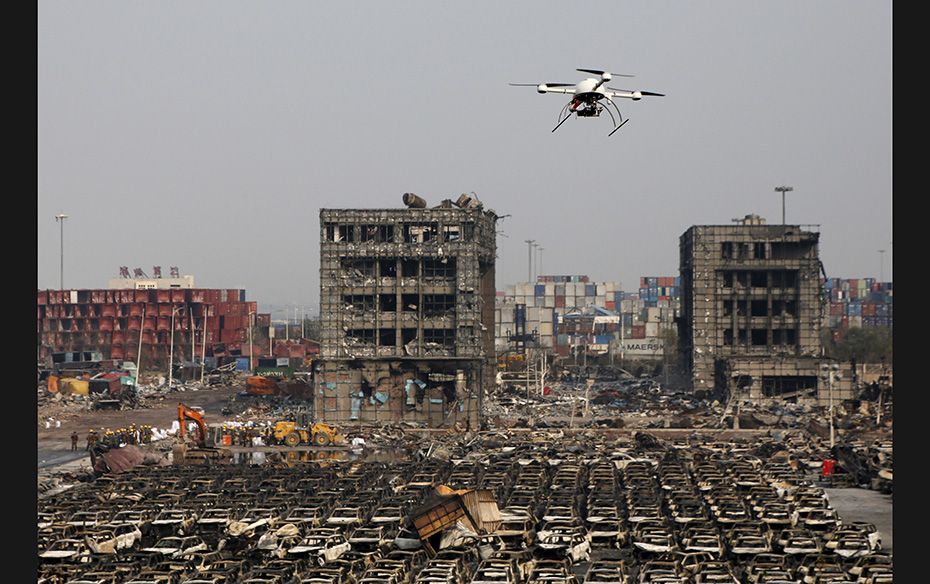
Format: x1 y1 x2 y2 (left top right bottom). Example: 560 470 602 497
315 196 497 428
679 215 837 402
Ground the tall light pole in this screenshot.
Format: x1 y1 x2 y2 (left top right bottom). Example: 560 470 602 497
773 186 793 224
536 246 544 279
821 362 840 448
524 239 535 283
54 214 68 289
878 249 886 282
168 305 183 389
248 311 255 372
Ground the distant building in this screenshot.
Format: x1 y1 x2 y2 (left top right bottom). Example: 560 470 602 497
316 195 497 428
678 215 832 402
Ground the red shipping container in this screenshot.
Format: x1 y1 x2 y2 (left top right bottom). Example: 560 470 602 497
38 291 48 305
143 317 156 331
190 289 206 303
99 318 113 332
110 345 125 360
128 303 143 317
133 290 148 303
632 325 646 339
606 301 615 310
862 303 876 316
157 316 170 331
555 296 565 308
171 289 186 303
112 331 125 344
127 317 141 331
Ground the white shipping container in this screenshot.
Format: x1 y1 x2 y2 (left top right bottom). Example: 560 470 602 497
647 308 661 322
543 296 555 308
518 283 533 296
594 296 606 307
545 283 556 296
657 299 670 308
605 282 615 293
539 335 553 348
539 321 553 336
540 308 554 322
596 284 606 296
506 285 516 296
645 322 660 337
528 307 540 322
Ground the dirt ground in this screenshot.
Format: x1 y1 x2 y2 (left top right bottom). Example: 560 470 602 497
37 386 238 467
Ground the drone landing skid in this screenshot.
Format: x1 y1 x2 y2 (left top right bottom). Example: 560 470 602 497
551 113 572 133
608 118 629 136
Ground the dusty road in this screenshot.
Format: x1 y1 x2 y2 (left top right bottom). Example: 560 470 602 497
37 386 238 469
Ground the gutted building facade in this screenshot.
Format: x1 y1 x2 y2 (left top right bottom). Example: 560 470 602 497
316 200 497 428
679 215 832 402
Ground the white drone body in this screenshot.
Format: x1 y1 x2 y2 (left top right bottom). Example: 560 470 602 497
512 68 664 136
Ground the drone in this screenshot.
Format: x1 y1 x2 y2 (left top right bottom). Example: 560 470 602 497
510 68 664 136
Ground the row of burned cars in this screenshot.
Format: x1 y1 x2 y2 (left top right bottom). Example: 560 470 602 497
38 432 892 583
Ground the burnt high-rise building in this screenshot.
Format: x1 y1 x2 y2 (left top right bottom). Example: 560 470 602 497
315 195 497 428
679 215 829 401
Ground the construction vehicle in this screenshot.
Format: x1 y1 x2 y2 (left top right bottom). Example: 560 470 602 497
173 402 232 465
272 412 343 447
244 357 312 398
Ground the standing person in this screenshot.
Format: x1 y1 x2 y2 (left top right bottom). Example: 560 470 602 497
86 429 96 451
71 431 79 451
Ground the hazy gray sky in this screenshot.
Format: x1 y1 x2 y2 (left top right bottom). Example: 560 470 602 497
38 1 891 313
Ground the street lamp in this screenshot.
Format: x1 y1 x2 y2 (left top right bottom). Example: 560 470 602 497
820 362 841 448
536 246 544 279
524 239 535 283
878 249 886 282
54 214 68 289
248 311 255 372
168 305 183 389
773 186 793 224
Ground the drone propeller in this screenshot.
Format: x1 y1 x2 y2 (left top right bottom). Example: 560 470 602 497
577 68 634 78
509 83 575 87
607 88 666 97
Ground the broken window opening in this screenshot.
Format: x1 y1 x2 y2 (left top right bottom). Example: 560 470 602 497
736 272 749 288
463 222 475 241
341 258 376 278
772 329 783 345
359 224 394 243
772 300 785 317
737 243 750 259
723 329 733 345
736 301 747 317
723 300 733 316
423 329 455 348
328 224 355 242
785 300 798 317
422 258 456 279
344 295 375 312
403 222 439 243
734 375 753 390
737 329 747 344
761 376 817 397
345 329 375 346
423 294 455 316
401 329 418 346
785 328 796 344
402 294 419 312
401 259 419 277
771 241 812 260
378 329 396 347
753 242 767 259
379 294 397 312
379 259 397 278
442 224 461 242
750 271 768 288
751 300 768 317
721 242 734 259
751 329 768 346
723 272 734 288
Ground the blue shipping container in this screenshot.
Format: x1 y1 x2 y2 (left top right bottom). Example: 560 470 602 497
674 276 681 287
595 335 613 345
535 284 545 297
585 284 596 296
236 357 251 371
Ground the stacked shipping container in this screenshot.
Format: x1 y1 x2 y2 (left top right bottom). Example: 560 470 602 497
822 278 893 330
37 288 267 364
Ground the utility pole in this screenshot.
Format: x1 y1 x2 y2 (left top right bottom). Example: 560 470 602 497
54 214 68 289
525 239 535 283
168 305 182 389
537 246 544 278
248 311 255 372
773 186 794 225
878 249 886 282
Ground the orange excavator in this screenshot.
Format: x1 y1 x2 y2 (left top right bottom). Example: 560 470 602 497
173 402 232 465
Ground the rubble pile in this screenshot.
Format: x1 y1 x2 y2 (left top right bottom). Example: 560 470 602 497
38 430 892 583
